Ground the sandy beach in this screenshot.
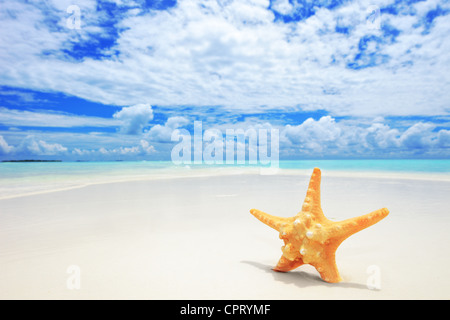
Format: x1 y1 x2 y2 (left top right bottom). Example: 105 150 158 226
0 170 449 300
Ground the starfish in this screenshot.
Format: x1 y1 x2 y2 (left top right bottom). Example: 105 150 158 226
250 167 389 283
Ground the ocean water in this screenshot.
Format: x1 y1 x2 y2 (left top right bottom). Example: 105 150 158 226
278 159 450 173
0 160 449 199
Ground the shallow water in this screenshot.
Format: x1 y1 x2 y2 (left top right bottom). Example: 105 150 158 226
0 160 449 199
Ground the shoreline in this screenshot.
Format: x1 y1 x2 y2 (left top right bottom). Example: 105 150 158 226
1 166 450 201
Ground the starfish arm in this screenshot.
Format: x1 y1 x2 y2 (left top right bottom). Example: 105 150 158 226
313 257 342 283
301 168 328 222
250 209 292 232
273 256 304 272
332 208 390 242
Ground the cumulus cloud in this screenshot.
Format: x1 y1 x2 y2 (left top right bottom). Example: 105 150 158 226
72 140 155 159
0 135 14 154
113 104 154 135
16 135 68 156
364 122 400 149
72 147 92 156
398 122 436 149
147 116 189 142
270 0 294 15
139 139 156 154
282 116 342 152
1 115 448 160
96 139 156 156
281 116 449 156
437 129 450 148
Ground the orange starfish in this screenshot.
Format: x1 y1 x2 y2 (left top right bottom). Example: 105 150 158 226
250 167 389 283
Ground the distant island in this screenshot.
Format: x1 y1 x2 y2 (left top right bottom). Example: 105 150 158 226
1 160 62 163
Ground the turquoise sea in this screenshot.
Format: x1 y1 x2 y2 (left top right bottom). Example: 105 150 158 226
278 159 450 173
0 159 449 199
1 159 449 177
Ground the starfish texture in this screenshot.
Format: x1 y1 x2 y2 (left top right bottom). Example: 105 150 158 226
250 167 389 283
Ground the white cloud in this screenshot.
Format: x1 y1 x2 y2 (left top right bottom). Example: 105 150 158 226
113 104 154 135
147 116 189 142
0 0 448 161
282 116 342 152
0 107 121 128
437 129 450 148
281 116 449 156
413 0 445 17
94 139 156 156
72 147 92 156
139 139 156 154
1 113 448 159
398 122 436 149
0 135 14 154
165 116 190 129
364 122 400 149
0 125 161 160
70 139 155 159
16 135 68 156
0 0 448 117
271 0 294 15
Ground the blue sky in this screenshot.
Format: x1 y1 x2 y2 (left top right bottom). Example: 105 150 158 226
0 0 449 161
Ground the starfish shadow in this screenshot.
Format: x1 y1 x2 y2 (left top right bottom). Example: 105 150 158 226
241 260 367 290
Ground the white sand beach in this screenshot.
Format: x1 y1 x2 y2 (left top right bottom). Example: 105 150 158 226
0 170 449 299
